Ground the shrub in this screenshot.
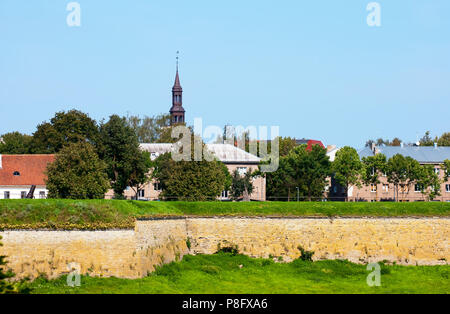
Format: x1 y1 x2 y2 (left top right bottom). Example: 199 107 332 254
216 243 239 256
297 246 315 262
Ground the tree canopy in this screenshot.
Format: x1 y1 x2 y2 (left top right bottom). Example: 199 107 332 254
45 142 110 199
331 146 362 201
0 132 32 154
31 109 99 153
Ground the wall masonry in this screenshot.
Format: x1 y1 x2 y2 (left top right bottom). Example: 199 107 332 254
1 217 448 280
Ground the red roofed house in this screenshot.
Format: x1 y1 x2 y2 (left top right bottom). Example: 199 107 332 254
0 154 55 199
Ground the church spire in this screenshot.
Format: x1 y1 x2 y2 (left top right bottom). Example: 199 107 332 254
170 51 185 125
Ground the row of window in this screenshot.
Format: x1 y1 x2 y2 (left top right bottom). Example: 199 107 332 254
3 191 46 199
369 184 450 193
370 167 445 177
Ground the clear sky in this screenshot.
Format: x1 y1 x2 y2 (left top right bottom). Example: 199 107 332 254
0 0 449 148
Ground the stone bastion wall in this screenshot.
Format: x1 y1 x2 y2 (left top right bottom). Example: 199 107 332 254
0 217 448 279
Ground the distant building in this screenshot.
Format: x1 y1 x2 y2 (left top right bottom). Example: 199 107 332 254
0 154 55 199
329 145 450 202
295 138 325 151
105 143 266 201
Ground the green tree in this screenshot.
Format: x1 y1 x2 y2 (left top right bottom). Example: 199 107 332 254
444 159 450 179
0 236 30 294
97 115 149 198
45 142 110 199
437 133 450 146
419 131 434 146
0 132 32 154
416 165 441 201
152 137 228 201
386 154 421 202
128 151 152 199
126 114 171 143
265 156 296 201
331 147 362 201
287 144 331 201
230 169 254 201
31 109 99 153
361 154 387 201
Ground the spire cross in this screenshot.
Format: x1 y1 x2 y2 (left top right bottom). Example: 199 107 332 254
176 51 179 70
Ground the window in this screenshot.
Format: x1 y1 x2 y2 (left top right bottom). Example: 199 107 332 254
446 185 450 193
370 184 377 193
382 184 389 192
237 167 248 176
153 182 161 191
39 191 46 199
415 184 423 193
21 191 27 199
4 191 10 199
221 190 229 198
13 171 20 176
434 168 440 175
138 190 145 198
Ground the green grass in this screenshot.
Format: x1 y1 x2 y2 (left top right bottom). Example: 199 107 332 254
1 199 449 230
29 253 450 294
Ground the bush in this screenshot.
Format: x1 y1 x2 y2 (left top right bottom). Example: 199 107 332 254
297 246 315 262
216 243 239 256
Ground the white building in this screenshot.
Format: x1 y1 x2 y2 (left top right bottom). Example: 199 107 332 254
0 154 55 199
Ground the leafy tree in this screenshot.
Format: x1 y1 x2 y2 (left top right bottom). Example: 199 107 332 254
126 114 171 143
46 142 110 199
152 137 228 201
361 154 387 201
366 138 402 147
0 132 32 154
444 159 450 179
437 133 450 146
386 154 421 202
31 109 99 153
127 151 152 199
419 131 434 146
416 165 441 201
265 156 296 201
97 115 149 198
286 144 331 201
230 169 254 201
331 146 362 201
0 236 30 294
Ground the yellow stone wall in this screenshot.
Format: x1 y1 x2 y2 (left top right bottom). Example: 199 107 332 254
1 217 448 280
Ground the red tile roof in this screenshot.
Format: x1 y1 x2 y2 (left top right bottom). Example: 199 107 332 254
0 155 55 186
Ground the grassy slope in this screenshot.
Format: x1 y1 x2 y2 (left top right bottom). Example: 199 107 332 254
1 199 449 230
30 254 450 294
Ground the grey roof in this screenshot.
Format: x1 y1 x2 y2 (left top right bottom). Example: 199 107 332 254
358 146 450 163
140 143 261 164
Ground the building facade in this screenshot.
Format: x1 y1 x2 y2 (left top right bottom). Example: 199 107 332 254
328 145 450 202
0 154 55 199
106 143 266 201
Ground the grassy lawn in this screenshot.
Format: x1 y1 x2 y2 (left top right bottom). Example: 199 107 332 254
29 253 450 294
1 199 449 230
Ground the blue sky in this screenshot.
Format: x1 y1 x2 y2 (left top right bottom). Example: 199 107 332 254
0 0 449 148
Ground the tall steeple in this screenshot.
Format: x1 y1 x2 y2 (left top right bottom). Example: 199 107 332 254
170 51 185 125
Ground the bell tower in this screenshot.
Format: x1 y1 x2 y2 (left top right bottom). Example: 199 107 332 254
170 52 185 125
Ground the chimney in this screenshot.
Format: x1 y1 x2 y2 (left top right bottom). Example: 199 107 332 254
371 143 379 155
